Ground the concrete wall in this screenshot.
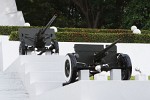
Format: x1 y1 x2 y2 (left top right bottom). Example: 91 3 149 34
0 36 19 71
0 36 150 75
0 41 3 71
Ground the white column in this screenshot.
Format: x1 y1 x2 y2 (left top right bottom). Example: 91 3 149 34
0 0 17 14
110 69 121 80
79 70 89 80
135 74 148 80
0 0 25 26
94 72 108 81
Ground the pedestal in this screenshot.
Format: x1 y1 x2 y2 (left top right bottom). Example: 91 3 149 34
135 74 148 80
110 69 121 80
94 72 108 81
79 70 89 80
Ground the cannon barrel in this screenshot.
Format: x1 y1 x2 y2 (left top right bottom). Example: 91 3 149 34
39 14 57 35
35 14 57 48
94 39 120 63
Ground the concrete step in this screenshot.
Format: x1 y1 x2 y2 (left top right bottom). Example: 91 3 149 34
24 71 65 94
26 71 65 84
0 78 25 90
0 72 20 79
4 55 66 99
20 55 65 64
24 62 64 73
30 81 63 96
0 72 29 100
33 80 150 100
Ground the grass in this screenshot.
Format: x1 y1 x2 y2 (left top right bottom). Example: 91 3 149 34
130 76 135 80
90 76 150 80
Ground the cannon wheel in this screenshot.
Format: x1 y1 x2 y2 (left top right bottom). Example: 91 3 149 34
64 53 77 84
117 53 132 80
19 42 27 55
50 40 59 54
53 40 59 53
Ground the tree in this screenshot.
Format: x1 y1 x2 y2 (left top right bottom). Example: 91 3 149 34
70 0 104 28
114 0 131 28
122 0 150 29
16 0 150 29
16 0 85 27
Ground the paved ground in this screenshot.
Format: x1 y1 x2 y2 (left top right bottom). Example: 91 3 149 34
0 72 29 100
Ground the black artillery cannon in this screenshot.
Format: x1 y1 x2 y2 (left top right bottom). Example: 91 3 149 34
19 15 59 55
63 39 132 85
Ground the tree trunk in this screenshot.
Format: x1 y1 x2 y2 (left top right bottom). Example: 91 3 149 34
71 0 101 28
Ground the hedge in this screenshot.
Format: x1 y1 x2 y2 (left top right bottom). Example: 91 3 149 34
0 26 150 35
9 31 150 43
58 28 133 34
59 28 150 34
0 26 38 35
56 32 150 43
0 26 19 35
0 26 149 43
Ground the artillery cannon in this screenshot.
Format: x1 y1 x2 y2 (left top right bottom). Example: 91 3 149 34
19 15 59 55
63 39 132 85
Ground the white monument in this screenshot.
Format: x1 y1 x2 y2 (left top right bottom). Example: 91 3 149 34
0 0 25 26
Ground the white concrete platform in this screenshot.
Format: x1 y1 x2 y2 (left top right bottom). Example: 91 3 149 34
24 62 64 73
0 72 29 100
5 55 66 99
26 71 65 84
30 81 63 96
6 55 65 72
1 36 150 100
34 80 150 100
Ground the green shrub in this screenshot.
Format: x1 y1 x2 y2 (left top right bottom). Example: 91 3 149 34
0 26 39 35
9 31 19 41
58 28 150 34
0 26 150 35
9 30 150 43
0 26 19 35
58 28 133 33
1 26 148 43
56 32 150 43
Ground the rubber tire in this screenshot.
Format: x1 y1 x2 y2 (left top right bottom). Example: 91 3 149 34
52 40 59 53
117 53 132 80
19 42 26 55
64 53 77 83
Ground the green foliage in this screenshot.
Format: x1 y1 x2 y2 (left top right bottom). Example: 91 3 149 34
122 0 150 29
58 28 132 33
9 30 150 43
90 76 94 80
0 26 148 43
9 31 19 41
89 76 137 80
0 26 19 35
130 76 135 80
56 32 150 43
15 0 150 29
16 0 86 27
